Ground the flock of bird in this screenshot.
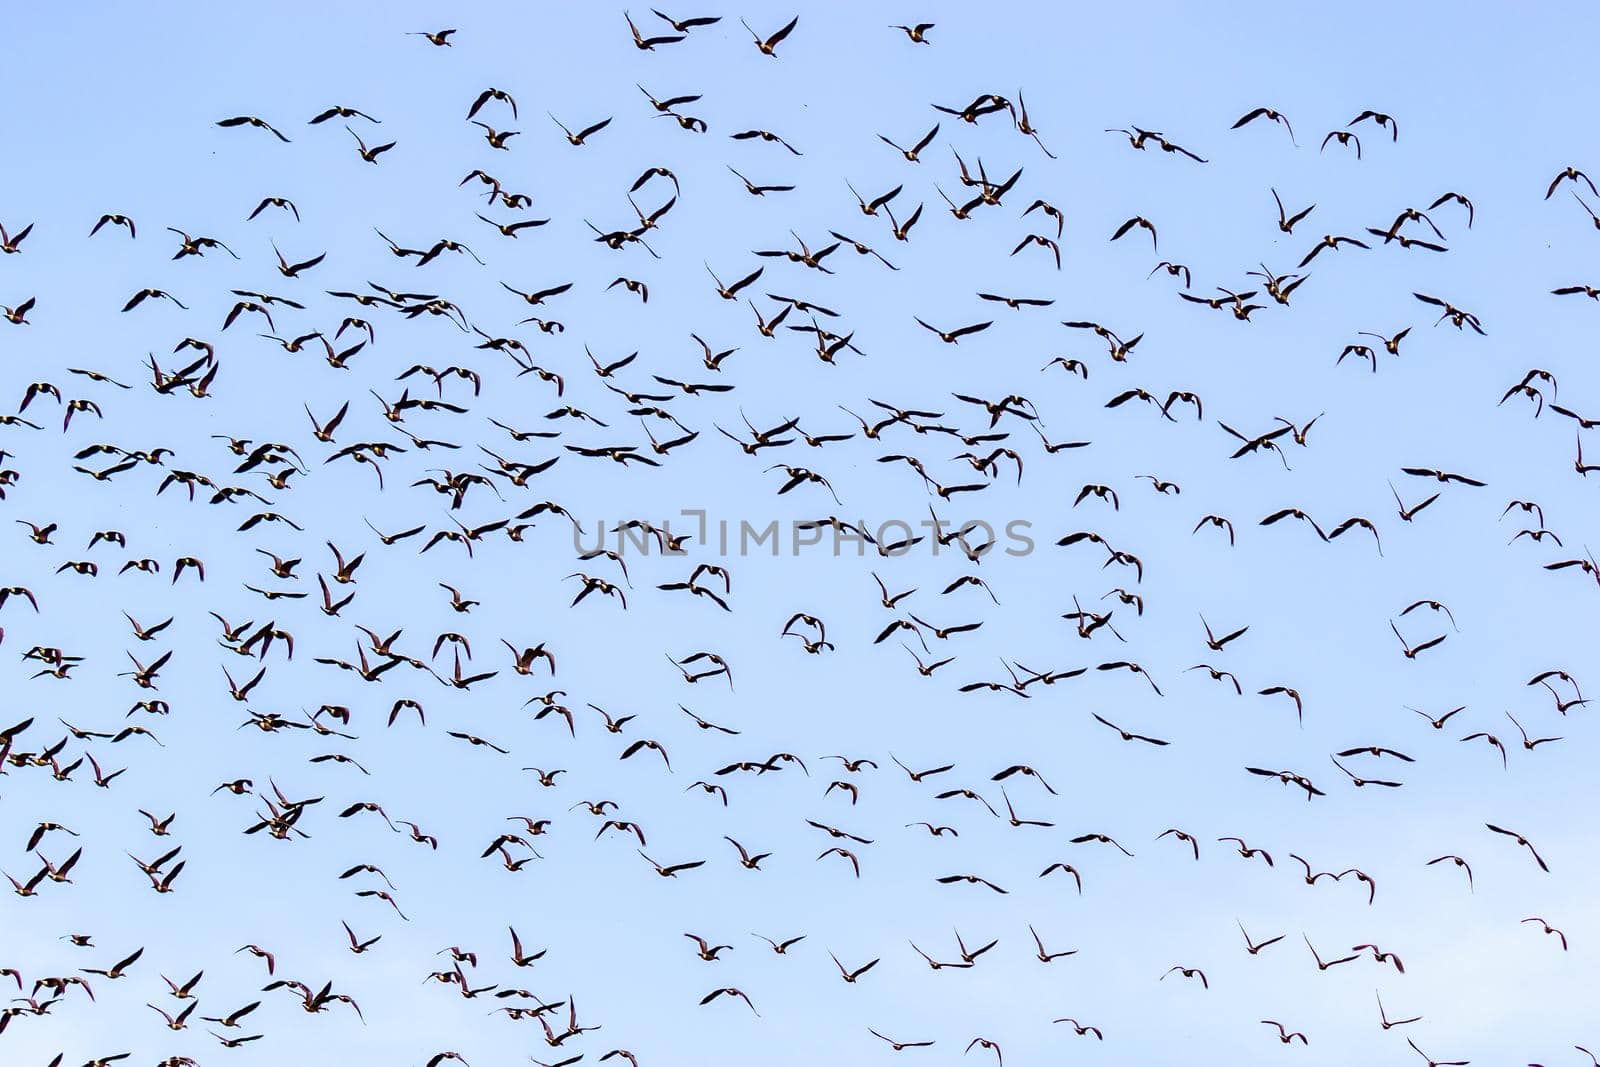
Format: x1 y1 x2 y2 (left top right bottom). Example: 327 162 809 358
0 8 1595 1067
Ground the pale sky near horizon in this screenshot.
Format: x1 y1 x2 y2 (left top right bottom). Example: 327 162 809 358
1 3 1597 1066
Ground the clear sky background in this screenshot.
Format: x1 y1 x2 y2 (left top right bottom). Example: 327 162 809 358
1 3 1597 1065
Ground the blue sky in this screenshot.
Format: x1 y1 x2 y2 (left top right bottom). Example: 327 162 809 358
1 2 1597 1065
